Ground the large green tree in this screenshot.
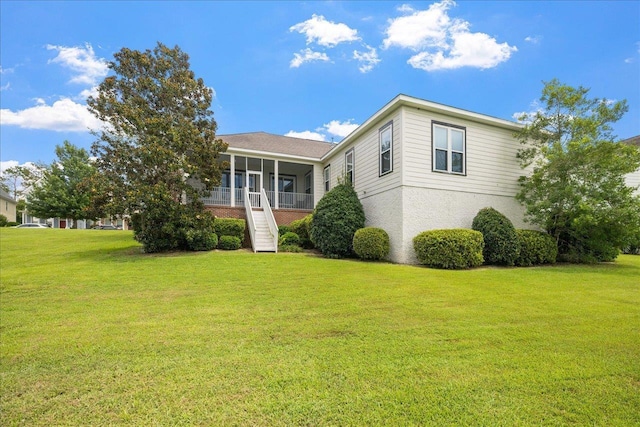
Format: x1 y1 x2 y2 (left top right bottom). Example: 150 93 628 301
26 141 95 228
515 79 640 262
87 43 227 252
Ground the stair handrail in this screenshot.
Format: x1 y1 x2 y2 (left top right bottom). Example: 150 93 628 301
261 188 279 253
243 186 257 252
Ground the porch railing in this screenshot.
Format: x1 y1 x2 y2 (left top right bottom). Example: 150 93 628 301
265 191 314 210
203 187 313 210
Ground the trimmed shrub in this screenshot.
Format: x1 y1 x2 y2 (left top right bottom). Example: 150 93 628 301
413 229 484 269
353 227 390 261
218 235 242 250
310 184 365 258
472 207 519 266
279 244 303 253
185 229 218 251
132 198 216 253
0 214 8 227
515 229 558 266
278 225 291 236
215 218 245 241
290 214 314 249
7 221 19 227
279 231 300 247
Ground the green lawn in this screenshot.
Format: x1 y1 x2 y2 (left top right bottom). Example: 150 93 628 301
1 229 639 426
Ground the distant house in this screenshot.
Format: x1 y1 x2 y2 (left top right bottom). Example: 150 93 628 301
202 94 640 263
0 189 17 223
622 135 640 192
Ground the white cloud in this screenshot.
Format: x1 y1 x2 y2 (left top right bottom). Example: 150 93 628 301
290 14 360 47
46 43 108 86
290 48 330 68
0 160 20 174
525 35 542 44
512 100 544 124
0 66 15 75
0 82 10 91
285 130 327 141
285 119 360 142
0 97 104 132
353 45 381 73
624 57 634 64
383 1 453 50
323 120 359 138
408 30 517 71
384 0 516 71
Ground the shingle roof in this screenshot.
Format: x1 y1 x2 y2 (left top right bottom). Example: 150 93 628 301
0 189 16 202
219 132 335 159
621 135 640 147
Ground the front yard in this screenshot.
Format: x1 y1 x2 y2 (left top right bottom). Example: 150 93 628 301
1 229 638 425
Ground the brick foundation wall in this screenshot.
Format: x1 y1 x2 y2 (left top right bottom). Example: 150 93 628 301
205 206 311 247
205 206 311 226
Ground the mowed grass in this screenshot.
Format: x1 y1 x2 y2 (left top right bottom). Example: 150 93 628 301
1 229 639 426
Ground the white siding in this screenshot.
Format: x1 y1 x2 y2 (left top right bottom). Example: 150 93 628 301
324 108 403 199
403 106 523 197
626 170 640 194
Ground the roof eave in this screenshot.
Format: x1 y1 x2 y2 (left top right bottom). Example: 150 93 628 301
321 94 523 161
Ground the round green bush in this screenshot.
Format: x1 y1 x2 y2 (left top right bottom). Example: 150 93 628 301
218 235 242 250
0 214 8 227
310 184 365 258
278 225 291 236
289 214 314 249
279 244 303 253
413 229 484 269
185 229 218 251
353 227 390 261
515 230 558 266
279 231 300 247
472 207 519 266
214 218 246 241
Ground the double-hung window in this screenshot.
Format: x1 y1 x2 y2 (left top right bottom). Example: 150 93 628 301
345 149 354 184
433 122 465 174
323 165 331 192
379 122 393 176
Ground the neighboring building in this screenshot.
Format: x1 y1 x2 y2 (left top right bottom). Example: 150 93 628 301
1 189 17 222
203 95 640 263
622 136 640 192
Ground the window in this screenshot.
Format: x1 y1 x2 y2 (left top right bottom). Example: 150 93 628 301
304 172 312 194
345 149 354 184
379 122 393 175
221 171 245 188
270 174 296 193
323 165 331 192
432 122 465 174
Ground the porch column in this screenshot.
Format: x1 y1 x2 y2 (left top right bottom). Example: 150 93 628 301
230 154 236 207
274 159 279 209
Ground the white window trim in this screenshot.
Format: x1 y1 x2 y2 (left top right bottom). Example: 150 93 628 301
345 149 354 184
324 165 331 192
379 122 393 176
304 171 312 194
432 122 466 175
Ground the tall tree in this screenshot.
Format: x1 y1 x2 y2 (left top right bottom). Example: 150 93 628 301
2 163 47 201
515 79 640 262
86 43 227 252
26 141 95 228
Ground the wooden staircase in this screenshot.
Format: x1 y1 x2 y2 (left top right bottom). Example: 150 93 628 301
251 209 277 252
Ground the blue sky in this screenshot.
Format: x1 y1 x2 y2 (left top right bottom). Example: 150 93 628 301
1 0 639 170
